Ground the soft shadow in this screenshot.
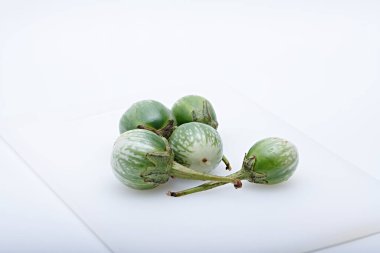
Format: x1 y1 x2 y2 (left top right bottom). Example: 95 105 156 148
106 177 192 199
242 179 299 193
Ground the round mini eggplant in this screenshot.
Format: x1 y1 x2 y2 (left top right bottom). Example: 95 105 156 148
169 122 223 173
172 95 218 129
119 100 176 138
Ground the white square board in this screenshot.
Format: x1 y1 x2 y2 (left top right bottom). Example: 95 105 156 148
2 88 380 253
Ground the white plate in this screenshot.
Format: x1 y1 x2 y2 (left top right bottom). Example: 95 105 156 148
2 88 380 253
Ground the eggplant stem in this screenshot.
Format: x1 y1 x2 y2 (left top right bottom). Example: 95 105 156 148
222 155 232 170
157 120 175 138
168 171 245 197
170 162 240 184
167 182 227 197
137 120 175 139
137 124 161 135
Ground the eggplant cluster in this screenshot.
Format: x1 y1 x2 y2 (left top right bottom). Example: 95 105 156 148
111 95 298 197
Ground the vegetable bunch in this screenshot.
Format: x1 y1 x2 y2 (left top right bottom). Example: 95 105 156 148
111 95 299 197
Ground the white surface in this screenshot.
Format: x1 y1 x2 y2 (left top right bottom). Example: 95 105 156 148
316 232 380 253
0 138 109 253
1 0 380 252
2 89 380 253
297 85 380 181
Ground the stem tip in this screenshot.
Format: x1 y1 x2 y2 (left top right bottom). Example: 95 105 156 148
222 155 232 171
167 191 177 197
234 180 242 189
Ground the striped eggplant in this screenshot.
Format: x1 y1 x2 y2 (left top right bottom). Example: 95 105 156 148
169 137 299 197
111 129 241 190
169 122 223 173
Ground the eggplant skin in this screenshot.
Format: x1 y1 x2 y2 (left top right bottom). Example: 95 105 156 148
119 100 176 134
246 137 299 184
169 122 223 173
111 129 169 190
172 95 218 129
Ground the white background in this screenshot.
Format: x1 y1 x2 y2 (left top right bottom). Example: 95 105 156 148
1 0 380 252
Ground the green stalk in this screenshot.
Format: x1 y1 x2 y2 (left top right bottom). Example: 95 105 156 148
168 171 245 197
222 155 232 170
170 162 241 185
137 120 175 139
